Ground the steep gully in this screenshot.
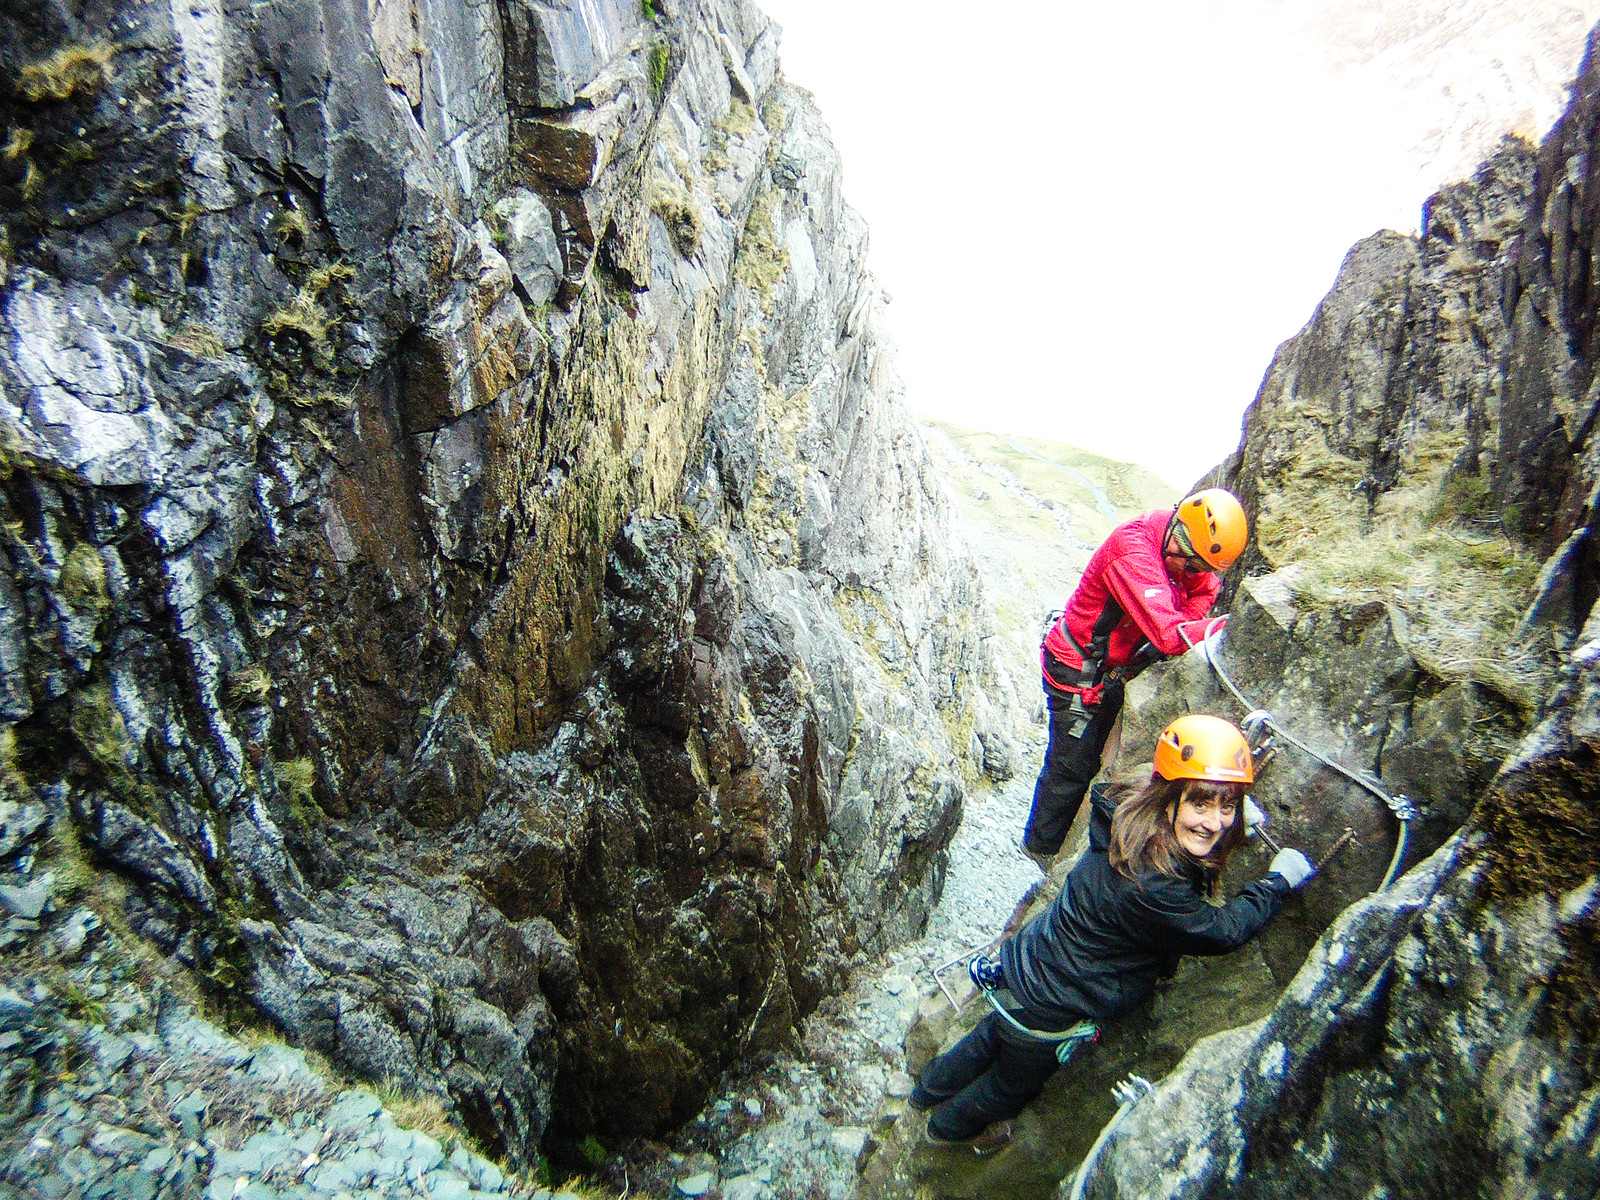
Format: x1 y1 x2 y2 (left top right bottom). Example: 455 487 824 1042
1 1 1599 1198
0 0 1022 1184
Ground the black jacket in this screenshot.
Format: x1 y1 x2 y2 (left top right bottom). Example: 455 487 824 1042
999 784 1290 1026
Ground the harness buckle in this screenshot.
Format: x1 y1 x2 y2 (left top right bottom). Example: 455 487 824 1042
1065 691 1093 739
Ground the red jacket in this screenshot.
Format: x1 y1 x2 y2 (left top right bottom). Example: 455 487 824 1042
1043 509 1220 686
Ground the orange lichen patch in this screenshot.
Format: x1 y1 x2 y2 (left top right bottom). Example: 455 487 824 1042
1473 753 1600 1066
1475 755 1600 902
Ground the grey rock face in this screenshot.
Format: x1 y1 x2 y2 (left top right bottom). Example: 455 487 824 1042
0 0 1014 1168
501 0 646 110
868 26 1600 1200
492 188 564 306
0 846 518 1200
1070 28 1600 1200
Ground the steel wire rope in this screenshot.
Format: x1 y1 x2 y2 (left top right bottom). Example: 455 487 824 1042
1068 616 1418 1199
1178 616 1415 890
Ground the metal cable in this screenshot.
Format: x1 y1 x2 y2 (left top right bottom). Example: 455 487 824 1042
1066 1076 1154 1200
1180 616 1416 889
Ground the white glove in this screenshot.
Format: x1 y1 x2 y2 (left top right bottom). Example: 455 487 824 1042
1268 848 1315 889
1243 796 1267 836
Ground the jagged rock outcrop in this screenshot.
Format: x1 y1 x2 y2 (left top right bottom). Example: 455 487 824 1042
1077 29 1600 1200
866 24 1600 1200
0 0 1018 1166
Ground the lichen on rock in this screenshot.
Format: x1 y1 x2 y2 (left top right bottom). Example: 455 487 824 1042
0 0 1018 1172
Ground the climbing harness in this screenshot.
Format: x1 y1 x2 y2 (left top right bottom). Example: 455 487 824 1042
929 949 1100 1066
1066 1075 1155 1200
1045 618 1111 739
1044 604 1153 739
1179 616 1418 890
980 985 1099 1065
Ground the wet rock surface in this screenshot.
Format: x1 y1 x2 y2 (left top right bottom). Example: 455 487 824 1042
0 0 1017 1171
560 740 1045 1200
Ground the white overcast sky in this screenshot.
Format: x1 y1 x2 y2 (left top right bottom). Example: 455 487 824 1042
755 1 1600 487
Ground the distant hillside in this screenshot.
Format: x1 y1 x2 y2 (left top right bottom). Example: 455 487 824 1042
917 420 1177 715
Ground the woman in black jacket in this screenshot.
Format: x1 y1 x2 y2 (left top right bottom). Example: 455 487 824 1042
912 714 1315 1150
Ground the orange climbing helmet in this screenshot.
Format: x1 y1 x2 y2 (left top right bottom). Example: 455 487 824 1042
1174 488 1248 570
1153 714 1254 784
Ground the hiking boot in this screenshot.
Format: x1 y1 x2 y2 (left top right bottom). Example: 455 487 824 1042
1019 839 1055 873
907 1082 942 1111
922 1119 1014 1157
970 1121 1014 1156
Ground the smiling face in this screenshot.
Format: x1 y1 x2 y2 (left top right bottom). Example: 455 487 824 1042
1170 784 1238 859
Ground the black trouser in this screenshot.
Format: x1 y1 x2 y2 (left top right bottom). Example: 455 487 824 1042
1022 681 1124 855
912 1012 1062 1140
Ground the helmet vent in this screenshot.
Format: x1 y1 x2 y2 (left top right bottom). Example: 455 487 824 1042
1180 744 1195 761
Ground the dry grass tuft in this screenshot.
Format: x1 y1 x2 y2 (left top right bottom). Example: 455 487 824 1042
272 207 311 246
1252 423 1548 711
304 260 355 295
225 665 273 707
649 177 702 256
285 389 353 411
554 1177 629 1200
0 725 25 799
722 97 755 138
59 543 109 614
261 260 353 373
19 159 42 201
375 1079 459 1147
17 43 115 102
3 127 34 161
734 191 790 312
297 417 337 455
170 321 228 359
262 291 334 347
273 757 320 824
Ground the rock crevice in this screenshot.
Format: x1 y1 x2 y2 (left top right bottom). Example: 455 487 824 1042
0 0 1020 1164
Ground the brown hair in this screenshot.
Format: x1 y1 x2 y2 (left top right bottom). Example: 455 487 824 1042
1107 770 1248 882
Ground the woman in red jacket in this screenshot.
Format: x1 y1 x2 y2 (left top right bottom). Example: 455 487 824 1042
1023 489 1249 865
915 715 1314 1151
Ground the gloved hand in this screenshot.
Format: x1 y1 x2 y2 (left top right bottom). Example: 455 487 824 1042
1240 711 1276 773
968 954 1002 990
1268 848 1315 889
1243 796 1267 836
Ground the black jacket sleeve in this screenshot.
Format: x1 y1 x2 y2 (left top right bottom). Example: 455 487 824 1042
1087 784 1118 851
1124 874 1290 956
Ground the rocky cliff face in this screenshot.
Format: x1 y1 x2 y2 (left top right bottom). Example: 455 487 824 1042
865 25 1600 1200
0 0 1018 1165
1080 31 1600 1200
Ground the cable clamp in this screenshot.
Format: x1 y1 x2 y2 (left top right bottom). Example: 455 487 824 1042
1110 1075 1155 1106
1387 792 1419 821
